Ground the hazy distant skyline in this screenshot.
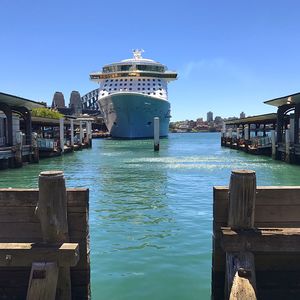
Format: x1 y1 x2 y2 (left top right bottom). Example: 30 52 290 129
1 0 300 121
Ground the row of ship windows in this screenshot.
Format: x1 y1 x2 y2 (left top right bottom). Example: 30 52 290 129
102 91 163 96
105 78 161 82
104 83 162 87
102 87 163 92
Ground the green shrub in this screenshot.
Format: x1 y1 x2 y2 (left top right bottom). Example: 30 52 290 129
32 108 64 119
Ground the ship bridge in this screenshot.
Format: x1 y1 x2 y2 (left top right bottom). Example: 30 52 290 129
90 50 177 82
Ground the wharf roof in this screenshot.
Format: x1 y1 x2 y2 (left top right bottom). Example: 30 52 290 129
264 92 300 107
0 92 45 110
225 113 277 125
32 116 82 126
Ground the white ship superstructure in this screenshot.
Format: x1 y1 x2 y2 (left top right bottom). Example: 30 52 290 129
90 50 177 138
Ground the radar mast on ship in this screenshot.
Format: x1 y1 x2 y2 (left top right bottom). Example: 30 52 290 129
132 49 144 60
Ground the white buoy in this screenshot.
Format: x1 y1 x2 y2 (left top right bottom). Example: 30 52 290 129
154 117 160 151
59 118 64 153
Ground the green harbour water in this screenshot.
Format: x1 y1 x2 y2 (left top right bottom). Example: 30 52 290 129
1 132 300 299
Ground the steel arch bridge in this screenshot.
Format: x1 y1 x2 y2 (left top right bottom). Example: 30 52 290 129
81 89 99 111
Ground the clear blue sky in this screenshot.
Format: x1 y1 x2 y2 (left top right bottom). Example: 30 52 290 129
1 0 300 121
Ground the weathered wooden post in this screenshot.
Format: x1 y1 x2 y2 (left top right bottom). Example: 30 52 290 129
70 119 74 148
86 121 92 148
236 128 240 149
271 130 276 159
59 118 64 154
79 121 83 144
14 131 23 168
285 128 290 163
31 132 39 163
154 117 160 151
244 125 249 141
236 128 240 140
226 170 257 300
33 171 71 299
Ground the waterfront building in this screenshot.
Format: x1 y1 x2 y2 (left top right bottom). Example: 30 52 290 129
240 111 246 119
214 116 223 124
0 92 44 168
207 111 213 122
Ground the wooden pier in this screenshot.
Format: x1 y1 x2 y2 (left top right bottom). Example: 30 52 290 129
0 171 90 299
222 92 300 165
221 113 277 156
0 92 94 170
212 170 300 299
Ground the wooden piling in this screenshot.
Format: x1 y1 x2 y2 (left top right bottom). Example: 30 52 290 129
271 130 276 159
285 128 290 163
27 262 58 300
59 118 64 153
70 119 74 147
35 171 71 299
154 117 160 151
14 131 23 168
79 121 83 144
226 170 257 300
228 170 256 229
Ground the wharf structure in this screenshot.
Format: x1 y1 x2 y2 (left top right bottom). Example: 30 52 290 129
0 92 44 168
221 91 300 164
0 171 90 299
212 170 300 299
0 92 93 170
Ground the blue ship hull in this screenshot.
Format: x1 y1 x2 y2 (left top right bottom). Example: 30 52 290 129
99 93 171 139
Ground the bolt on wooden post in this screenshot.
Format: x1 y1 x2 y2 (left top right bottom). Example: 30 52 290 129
226 170 257 300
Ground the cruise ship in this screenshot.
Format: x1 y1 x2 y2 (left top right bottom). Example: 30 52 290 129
90 50 177 138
